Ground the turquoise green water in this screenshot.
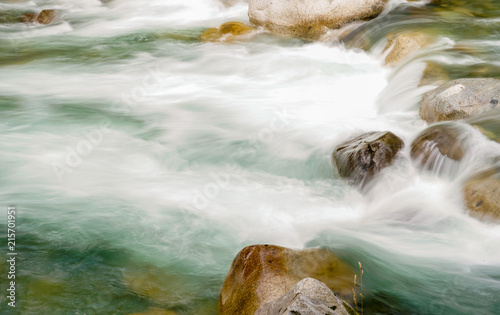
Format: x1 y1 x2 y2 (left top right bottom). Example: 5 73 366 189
1 0 500 314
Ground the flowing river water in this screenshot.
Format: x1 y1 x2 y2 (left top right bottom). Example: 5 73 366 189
1 0 500 314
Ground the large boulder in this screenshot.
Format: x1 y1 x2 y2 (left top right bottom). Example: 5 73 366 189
384 32 433 66
256 278 355 315
248 0 387 40
218 245 355 315
463 167 500 222
419 78 500 124
333 131 404 187
410 123 466 170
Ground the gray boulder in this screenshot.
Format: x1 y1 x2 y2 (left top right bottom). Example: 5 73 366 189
256 278 356 315
333 131 404 187
420 78 500 124
248 0 387 40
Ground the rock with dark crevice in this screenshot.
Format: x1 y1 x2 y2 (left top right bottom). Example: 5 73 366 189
333 131 405 187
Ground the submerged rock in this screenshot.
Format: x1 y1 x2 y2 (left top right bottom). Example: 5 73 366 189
248 0 387 40
200 21 256 42
21 9 58 25
333 131 404 187
256 278 355 315
420 78 500 124
410 123 466 170
419 61 449 87
463 167 500 222
122 265 195 308
129 310 179 315
218 244 355 315
468 109 500 143
384 32 433 66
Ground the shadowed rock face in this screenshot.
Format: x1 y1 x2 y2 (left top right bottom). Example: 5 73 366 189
248 0 387 40
333 131 404 187
463 167 500 222
420 78 500 124
410 123 466 170
218 245 355 315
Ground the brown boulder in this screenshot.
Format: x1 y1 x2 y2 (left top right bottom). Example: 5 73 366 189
463 167 500 222
333 131 405 187
410 123 466 170
21 9 57 25
200 21 255 42
218 244 355 315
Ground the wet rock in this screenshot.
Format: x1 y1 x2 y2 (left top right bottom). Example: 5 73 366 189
248 0 387 40
21 9 57 25
384 32 433 66
218 244 355 315
410 123 466 170
463 167 500 222
419 61 449 87
333 131 405 187
420 78 500 124
200 21 256 42
256 278 355 315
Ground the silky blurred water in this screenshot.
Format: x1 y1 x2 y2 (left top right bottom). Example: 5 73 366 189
0 0 500 314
